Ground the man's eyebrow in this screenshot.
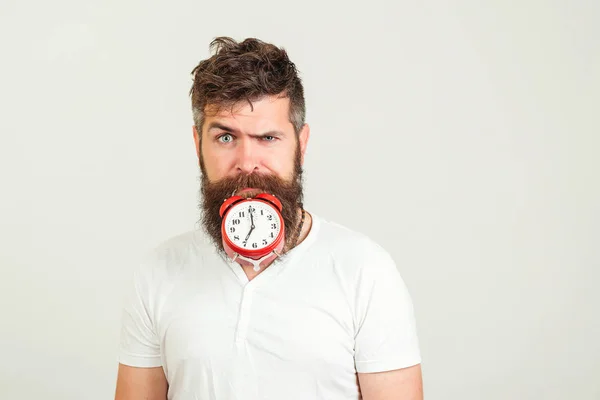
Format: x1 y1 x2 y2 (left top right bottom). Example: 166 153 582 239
251 130 285 137
206 122 237 133
206 122 285 137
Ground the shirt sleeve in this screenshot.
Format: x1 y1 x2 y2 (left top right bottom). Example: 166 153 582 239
353 244 421 373
117 256 163 368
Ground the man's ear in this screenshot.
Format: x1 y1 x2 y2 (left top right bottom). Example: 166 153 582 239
193 125 201 161
299 123 310 165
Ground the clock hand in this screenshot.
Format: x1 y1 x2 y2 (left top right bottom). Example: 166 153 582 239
242 229 252 246
243 207 255 246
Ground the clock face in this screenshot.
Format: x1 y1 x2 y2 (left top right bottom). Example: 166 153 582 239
223 199 283 251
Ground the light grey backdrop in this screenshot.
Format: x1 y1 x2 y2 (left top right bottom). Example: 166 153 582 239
1 0 598 399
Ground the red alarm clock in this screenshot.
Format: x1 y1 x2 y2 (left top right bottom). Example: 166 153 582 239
219 193 286 271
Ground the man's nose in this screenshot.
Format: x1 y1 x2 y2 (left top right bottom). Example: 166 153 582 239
235 138 259 175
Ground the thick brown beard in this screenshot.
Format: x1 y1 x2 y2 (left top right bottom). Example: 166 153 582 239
198 147 304 256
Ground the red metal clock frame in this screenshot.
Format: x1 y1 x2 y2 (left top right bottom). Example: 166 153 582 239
219 193 285 258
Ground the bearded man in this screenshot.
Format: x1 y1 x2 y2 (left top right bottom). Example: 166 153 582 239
115 37 423 400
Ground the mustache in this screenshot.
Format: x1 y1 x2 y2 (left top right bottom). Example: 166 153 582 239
201 173 299 200
203 174 288 199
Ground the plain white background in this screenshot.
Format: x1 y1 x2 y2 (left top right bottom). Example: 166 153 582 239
1 0 598 399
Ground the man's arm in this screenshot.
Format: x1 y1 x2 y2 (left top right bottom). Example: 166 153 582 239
358 364 423 400
114 364 168 400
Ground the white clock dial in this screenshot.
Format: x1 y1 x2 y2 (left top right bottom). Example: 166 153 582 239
224 200 282 250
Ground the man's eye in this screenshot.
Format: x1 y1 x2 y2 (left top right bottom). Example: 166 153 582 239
263 135 276 141
218 134 233 143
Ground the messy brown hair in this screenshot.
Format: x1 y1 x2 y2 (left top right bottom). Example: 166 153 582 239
190 37 306 135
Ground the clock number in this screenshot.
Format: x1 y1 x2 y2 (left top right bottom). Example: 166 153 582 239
260 209 264 215
239 211 245 218
262 239 267 245
232 219 240 225
267 215 272 220
234 235 240 241
229 227 235 233
252 242 258 249
271 223 277 229
270 232 274 238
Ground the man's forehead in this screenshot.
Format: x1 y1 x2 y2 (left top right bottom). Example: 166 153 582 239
204 96 290 117
203 102 246 118
203 98 293 133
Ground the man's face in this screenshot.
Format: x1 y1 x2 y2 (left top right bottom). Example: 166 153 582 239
193 95 310 251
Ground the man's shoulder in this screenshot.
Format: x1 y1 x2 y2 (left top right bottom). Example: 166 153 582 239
136 228 214 279
311 215 405 292
312 214 393 264
151 228 206 255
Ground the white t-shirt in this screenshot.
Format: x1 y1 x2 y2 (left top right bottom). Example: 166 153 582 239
118 213 421 400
